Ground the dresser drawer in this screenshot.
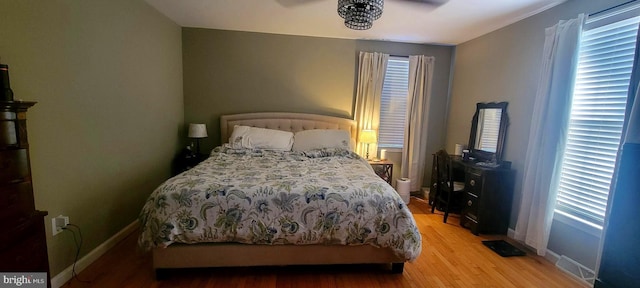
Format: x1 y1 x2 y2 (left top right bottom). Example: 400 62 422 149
0 149 30 184
465 169 483 197
464 192 479 221
0 181 35 223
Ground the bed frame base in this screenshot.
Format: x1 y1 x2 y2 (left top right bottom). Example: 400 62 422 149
153 243 405 279
155 264 404 280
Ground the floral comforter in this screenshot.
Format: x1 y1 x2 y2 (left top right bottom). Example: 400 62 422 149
138 145 422 261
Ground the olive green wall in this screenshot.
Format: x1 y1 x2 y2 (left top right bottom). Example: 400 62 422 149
446 0 630 269
182 28 454 186
0 0 183 275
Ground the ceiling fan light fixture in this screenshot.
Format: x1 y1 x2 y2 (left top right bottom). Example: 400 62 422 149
337 0 384 30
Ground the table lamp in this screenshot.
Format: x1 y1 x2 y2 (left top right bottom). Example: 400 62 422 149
188 123 208 155
359 129 377 159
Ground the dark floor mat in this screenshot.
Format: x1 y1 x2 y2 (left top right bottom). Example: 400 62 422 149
482 240 526 257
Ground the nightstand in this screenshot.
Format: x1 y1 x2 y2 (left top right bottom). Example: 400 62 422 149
173 149 207 175
368 160 393 185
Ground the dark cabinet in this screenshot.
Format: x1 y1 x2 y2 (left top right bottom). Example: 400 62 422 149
457 161 515 235
0 101 50 284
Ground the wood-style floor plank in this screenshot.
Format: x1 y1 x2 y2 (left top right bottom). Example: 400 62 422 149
61 197 587 288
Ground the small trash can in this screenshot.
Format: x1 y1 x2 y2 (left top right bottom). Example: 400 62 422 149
396 178 411 204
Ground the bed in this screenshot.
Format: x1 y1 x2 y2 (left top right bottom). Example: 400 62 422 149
138 112 422 278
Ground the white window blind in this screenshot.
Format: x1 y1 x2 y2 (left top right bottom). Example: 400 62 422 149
555 12 639 230
379 57 409 148
475 109 502 152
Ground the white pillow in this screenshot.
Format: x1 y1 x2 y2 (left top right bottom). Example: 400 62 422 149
292 129 352 151
229 125 294 151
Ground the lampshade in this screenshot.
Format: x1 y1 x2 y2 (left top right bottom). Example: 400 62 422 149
337 0 384 30
359 129 377 144
188 123 208 138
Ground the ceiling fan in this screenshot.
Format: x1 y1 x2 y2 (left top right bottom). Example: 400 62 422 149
276 0 448 6
276 0 449 30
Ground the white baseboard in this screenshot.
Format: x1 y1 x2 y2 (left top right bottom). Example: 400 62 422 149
545 248 561 264
506 228 560 264
51 220 139 288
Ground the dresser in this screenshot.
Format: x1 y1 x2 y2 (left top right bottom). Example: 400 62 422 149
452 157 515 235
0 101 50 284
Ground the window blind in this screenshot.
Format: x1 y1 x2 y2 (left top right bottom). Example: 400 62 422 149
476 109 502 152
555 14 639 229
379 57 409 148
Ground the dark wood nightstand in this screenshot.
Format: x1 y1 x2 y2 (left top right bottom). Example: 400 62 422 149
368 159 393 185
173 149 207 175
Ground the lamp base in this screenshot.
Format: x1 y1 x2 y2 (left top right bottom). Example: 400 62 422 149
189 138 203 156
365 143 371 160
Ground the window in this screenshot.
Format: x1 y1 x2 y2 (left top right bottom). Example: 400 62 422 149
378 57 409 148
554 7 640 231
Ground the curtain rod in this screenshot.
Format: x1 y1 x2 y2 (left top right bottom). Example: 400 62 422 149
589 0 638 17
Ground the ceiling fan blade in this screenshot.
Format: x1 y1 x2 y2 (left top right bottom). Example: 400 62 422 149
275 0 326 7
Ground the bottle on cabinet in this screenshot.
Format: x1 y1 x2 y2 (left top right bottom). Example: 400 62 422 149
0 63 14 101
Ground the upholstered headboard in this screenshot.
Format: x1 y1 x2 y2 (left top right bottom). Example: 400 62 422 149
220 112 357 144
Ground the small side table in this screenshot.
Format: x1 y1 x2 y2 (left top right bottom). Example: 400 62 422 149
368 160 393 185
173 149 207 175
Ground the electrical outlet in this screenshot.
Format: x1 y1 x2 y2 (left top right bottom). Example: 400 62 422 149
51 215 69 236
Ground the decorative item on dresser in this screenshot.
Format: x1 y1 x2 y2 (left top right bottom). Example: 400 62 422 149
0 64 14 101
0 100 50 286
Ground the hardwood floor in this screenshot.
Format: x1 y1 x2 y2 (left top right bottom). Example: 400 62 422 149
61 197 587 288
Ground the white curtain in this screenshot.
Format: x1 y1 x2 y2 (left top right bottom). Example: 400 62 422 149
401 55 435 191
354 51 389 157
514 14 585 256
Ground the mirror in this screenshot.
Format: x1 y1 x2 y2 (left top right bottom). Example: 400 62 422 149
468 102 509 163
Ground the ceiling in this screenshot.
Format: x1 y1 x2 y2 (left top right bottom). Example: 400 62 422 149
143 0 567 45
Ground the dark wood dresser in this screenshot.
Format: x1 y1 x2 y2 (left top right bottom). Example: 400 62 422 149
0 101 50 283
454 158 516 235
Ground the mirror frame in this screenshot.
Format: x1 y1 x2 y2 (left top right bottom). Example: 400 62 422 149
468 102 509 163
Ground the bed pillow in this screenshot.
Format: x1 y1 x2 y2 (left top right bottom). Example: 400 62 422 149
229 125 294 151
292 129 352 152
